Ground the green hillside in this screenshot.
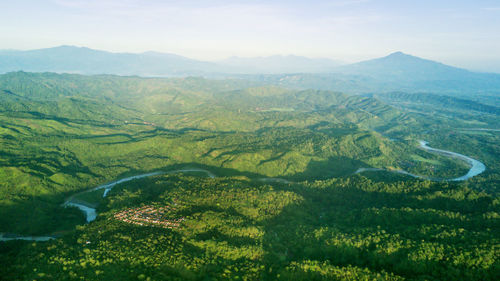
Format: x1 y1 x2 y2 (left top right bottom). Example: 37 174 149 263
0 72 498 280
2 173 498 280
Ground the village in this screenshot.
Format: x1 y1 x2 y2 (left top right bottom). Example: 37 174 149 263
113 204 184 229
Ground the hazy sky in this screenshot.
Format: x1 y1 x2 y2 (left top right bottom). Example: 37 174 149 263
1 0 500 72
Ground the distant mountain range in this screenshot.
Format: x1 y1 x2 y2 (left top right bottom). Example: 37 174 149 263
247 52 500 96
218 55 341 73
0 46 215 76
1 46 499 95
0 45 340 75
337 51 473 81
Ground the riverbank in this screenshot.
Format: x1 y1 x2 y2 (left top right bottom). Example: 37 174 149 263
2 141 487 242
355 140 486 181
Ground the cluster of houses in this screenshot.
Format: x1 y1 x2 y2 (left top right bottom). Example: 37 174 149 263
113 205 184 229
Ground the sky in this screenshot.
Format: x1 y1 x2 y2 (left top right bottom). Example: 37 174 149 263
1 0 500 72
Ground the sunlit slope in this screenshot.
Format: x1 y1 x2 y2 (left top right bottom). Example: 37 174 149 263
0 118 405 234
1 72 413 132
3 174 497 281
0 72 476 235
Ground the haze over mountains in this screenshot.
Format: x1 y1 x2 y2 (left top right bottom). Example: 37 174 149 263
0 46 214 76
1 47 499 281
218 55 341 74
1 45 500 96
259 52 500 95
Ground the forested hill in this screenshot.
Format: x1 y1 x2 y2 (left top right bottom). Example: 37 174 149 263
3 173 499 280
0 71 409 132
0 71 498 281
369 92 500 116
0 71 413 235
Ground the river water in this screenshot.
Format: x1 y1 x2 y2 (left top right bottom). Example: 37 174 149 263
2 142 487 242
64 169 219 223
418 141 486 181
355 140 486 181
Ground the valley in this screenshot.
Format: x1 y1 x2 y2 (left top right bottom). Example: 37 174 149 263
1 136 488 242
2 0 500 279
0 68 498 280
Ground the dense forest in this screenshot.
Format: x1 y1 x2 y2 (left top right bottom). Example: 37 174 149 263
0 72 498 280
1 173 498 280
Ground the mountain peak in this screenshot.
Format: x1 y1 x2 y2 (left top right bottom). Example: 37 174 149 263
385 51 413 59
41 45 103 55
334 50 474 82
53 45 91 51
388 51 405 56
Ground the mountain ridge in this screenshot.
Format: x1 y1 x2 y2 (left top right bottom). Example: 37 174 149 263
1 46 500 96
3 45 498 75
0 45 344 75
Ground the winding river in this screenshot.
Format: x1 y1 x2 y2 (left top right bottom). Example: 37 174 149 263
418 141 486 181
64 169 218 222
355 140 486 181
1 141 487 242
1 169 215 242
